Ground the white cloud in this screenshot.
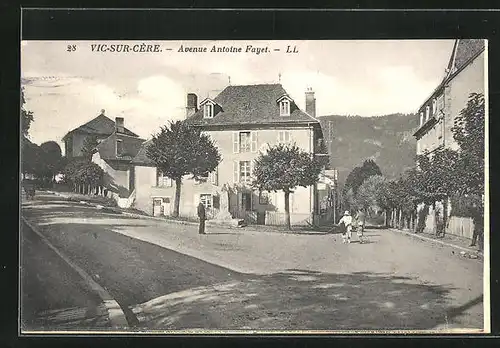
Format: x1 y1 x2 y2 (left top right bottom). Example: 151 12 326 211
21 40 457 146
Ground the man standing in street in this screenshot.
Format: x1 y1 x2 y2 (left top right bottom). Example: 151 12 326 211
197 202 206 235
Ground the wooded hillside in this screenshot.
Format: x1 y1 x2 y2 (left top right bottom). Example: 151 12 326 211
319 113 419 185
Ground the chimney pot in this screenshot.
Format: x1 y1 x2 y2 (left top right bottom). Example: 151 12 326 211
115 117 124 133
305 88 316 118
100 109 105 115
186 93 198 118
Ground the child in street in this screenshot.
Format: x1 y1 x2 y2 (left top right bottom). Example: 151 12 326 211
338 210 353 243
355 209 366 244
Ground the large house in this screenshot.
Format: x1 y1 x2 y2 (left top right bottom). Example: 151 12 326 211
413 39 485 238
62 110 139 158
132 84 326 226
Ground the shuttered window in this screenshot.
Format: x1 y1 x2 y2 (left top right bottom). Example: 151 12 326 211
233 132 239 153
239 132 251 152
250 131 257 152
233 160 239 183
278 130 292 144
239 161 251 184
209 166 218 185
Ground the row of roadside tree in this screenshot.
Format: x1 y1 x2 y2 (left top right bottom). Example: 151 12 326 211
340 93 484 242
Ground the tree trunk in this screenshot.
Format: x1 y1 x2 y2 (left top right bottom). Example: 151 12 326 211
284 189 291 230
173 177 182 217
384 210 388 227
442 198 448 237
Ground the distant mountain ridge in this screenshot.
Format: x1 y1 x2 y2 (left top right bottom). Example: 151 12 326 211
318 113 419 185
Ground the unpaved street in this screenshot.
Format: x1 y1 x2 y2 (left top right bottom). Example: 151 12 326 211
21 193 484 331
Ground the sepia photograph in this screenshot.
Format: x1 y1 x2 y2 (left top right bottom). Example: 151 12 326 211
20 38 488 334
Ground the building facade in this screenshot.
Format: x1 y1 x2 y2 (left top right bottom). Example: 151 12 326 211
414 39 485 156
413 39 485 238
132 84 326 226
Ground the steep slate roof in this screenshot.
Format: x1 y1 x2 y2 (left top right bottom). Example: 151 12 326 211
96 132 145 162
131 140 155 166
447 39 485 77
185 84 319 127
63 114 139 140
418 39 485 112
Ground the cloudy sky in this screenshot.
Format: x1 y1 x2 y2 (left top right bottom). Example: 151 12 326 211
21 40 455 149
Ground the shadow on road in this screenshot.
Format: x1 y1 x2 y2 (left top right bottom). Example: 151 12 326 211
130 269 459 331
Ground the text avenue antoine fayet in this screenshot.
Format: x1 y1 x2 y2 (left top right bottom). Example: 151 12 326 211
68 42 299 54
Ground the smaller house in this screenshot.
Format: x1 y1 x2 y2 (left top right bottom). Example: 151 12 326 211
63 110 139 158
85 116 145 207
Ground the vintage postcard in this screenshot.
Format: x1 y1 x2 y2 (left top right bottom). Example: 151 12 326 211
20 39 489 334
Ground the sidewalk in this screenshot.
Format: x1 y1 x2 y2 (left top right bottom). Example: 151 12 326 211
388 227 482 257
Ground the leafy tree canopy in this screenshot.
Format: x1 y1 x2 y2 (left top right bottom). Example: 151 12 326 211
252 143 323 193
344 159 382 195
146 121 221 181
451 92 485 194
63 159 104 186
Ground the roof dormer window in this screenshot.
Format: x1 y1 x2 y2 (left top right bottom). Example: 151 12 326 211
277 95 293 117
200 98 216 119
204 103 214 118
280 100 290 116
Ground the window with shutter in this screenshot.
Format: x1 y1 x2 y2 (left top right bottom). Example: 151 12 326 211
278 130 291 144
239 132 251 152
209 167 218 185
233 132 239 153
425 106 430 122
419 112 424 126
239 161 251 184
233 160 239 183
251 131 257 152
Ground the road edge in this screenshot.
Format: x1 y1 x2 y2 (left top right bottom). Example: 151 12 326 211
388 228 482 255
21 216 129 329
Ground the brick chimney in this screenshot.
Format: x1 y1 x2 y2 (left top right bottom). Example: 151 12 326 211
186 93 198 118
115 117 124 133
305 87 316 117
